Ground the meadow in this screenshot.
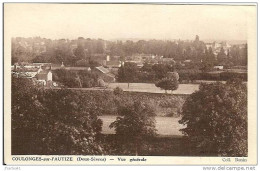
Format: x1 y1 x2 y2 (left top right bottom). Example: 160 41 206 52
100 115 185 136
107 83 199 94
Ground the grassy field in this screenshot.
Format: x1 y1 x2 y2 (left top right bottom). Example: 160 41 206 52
107 83 199 94
67 83 199 94
100 115 185 136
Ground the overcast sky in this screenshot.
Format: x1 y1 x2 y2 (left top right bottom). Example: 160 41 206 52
5 4 255 41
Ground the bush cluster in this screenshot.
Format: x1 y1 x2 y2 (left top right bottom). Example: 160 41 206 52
178 71 247 83
52 69 99 88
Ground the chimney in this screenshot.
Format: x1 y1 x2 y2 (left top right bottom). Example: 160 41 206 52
106 55 110 61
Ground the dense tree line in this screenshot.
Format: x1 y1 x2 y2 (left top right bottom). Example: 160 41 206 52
12 37 247 67
117 62 247 84
12 76 247 156
52 69 100 88
117 62 177 84
11 37 106 66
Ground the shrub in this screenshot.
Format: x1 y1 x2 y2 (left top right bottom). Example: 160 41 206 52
220 72 247 81
113 87 124 96
178 71 247 82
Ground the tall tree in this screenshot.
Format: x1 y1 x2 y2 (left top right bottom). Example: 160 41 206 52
12 76 104 155
155 72 179 93
74 45 86 62
201 47 216 72
109 100 157 155
217 47 228 65
117 62 138 88
179 79 247 156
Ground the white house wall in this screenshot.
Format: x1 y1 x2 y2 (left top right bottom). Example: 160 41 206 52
47 72 52 81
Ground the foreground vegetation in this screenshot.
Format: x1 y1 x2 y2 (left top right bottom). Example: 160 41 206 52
180 78 247 156
12 76 247 156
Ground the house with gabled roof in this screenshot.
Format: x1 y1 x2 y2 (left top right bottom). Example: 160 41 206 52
93 66 115 83
37 70 52 83
103 60 122 68
34 69 52 86
12 65 42 78
12 63 53 87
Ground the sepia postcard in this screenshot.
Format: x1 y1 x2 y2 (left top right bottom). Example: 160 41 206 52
3 3 257 165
